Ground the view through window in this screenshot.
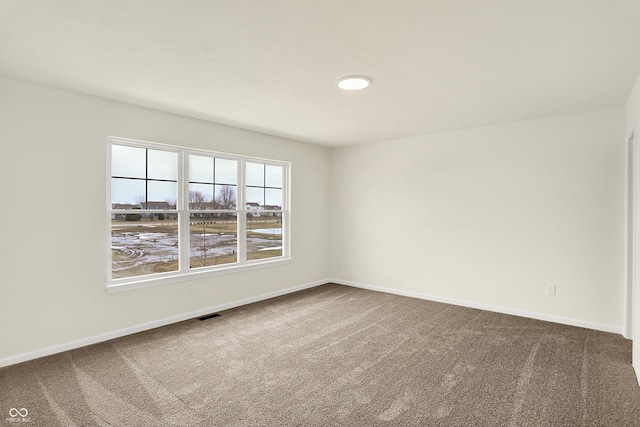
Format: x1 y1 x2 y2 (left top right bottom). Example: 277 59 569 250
108 137 288 288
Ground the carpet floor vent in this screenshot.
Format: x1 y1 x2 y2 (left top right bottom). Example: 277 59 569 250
198 313 221 321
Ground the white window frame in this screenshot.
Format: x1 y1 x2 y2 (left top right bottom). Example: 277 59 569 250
107 136 291 293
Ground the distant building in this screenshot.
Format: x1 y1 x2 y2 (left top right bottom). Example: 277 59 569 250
246 202 262 217
262 205 282 217
111 201 175 220
143 201 173 210
111 203 137 219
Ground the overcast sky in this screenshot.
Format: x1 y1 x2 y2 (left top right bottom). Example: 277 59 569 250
111 145 283 208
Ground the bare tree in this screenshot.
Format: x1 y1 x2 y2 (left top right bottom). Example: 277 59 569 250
189 190 210 210
215 185 236 209
164 197 177 209
134 195 146 208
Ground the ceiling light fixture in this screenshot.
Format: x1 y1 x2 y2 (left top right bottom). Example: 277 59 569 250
337 76 371 91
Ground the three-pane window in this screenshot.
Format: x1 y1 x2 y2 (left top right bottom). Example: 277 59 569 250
108 137 289 290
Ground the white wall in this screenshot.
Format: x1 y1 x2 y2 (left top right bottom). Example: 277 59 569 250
0 75 331 363
626 72 640 379
330 109 626 331
0 73 631 369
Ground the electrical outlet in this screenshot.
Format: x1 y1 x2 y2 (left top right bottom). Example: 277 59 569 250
545 284 556 296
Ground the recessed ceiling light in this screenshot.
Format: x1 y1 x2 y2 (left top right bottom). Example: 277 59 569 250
337 76 371 91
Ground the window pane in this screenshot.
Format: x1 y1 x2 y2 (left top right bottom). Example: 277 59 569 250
265 188 282 208
246 162 264 187
189 155 213 183
112 145 146 178
190 213 238 268
246 217 282 261
215 158 237 185
265 164 283 188
246 187 264 207
189 184 214 209
111 213 179 279
111 178 145 206
215 184 236 209
148 181 177 207
148 149 177 181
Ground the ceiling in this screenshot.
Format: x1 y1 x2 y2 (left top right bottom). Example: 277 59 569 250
2 1 640 147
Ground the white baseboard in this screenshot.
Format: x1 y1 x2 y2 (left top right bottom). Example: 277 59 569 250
330 278 623 335
0 279 328 369
1 278 624 369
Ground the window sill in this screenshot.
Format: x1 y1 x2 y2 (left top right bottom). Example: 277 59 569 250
106 257 292 293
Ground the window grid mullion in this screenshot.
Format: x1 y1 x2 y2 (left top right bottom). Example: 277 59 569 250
144 148 148 210
238 159 247 264
179 150 190 274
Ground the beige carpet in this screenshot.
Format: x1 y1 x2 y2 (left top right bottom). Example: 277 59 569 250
2 283 639 426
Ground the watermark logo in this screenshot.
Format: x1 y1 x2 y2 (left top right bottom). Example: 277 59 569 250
9 409 27 418
6 408 30 423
